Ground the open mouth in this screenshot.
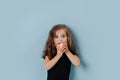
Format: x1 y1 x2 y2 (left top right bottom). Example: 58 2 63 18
58 43 64 48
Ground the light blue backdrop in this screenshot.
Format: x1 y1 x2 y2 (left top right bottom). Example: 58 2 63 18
0 0 120 80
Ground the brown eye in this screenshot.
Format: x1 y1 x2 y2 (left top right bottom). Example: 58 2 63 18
54 35 58 38
62 35 66 38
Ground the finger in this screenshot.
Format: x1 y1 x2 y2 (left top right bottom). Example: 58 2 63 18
62 48 66 53
57 45 61 50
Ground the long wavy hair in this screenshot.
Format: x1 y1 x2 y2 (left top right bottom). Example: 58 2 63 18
42 24 78 60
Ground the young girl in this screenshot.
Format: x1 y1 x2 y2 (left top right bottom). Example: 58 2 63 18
42 24 80 80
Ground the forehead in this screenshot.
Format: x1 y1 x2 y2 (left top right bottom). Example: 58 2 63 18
55 29 66 35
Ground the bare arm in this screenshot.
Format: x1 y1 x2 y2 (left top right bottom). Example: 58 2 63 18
65 51 80 67
65 47 80 67
44 53 62 70
44 45 65 70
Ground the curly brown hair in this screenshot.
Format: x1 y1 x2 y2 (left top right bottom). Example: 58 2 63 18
42 24 78 60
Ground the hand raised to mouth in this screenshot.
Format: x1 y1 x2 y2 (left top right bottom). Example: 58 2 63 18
57 43 65 49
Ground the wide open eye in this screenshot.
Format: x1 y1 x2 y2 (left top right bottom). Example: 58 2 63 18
54 35 58 38
61 34 66 38
62 35 65 38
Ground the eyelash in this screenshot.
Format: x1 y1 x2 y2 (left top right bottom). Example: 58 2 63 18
55 36 58 38
62 36 65 38
54 35 65 38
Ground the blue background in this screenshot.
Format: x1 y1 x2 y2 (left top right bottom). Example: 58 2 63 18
0 0 120 80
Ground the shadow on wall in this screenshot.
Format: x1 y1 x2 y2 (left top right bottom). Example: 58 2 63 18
69 26 88 80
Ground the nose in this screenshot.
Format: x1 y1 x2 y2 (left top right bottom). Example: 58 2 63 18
58 37 63 42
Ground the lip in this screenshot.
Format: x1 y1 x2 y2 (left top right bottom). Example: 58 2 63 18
57 43 63 47
58 43 62 45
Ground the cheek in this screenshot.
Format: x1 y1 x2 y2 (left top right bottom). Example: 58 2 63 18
53 39 58 46
63 38 67 43
63 39 68 46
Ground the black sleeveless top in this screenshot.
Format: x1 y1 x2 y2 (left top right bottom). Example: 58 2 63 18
47 53 71 80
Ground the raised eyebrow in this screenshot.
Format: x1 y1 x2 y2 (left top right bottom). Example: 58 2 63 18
61 34 66 36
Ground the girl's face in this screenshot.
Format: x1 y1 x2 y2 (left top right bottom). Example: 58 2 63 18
53 29 67 47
